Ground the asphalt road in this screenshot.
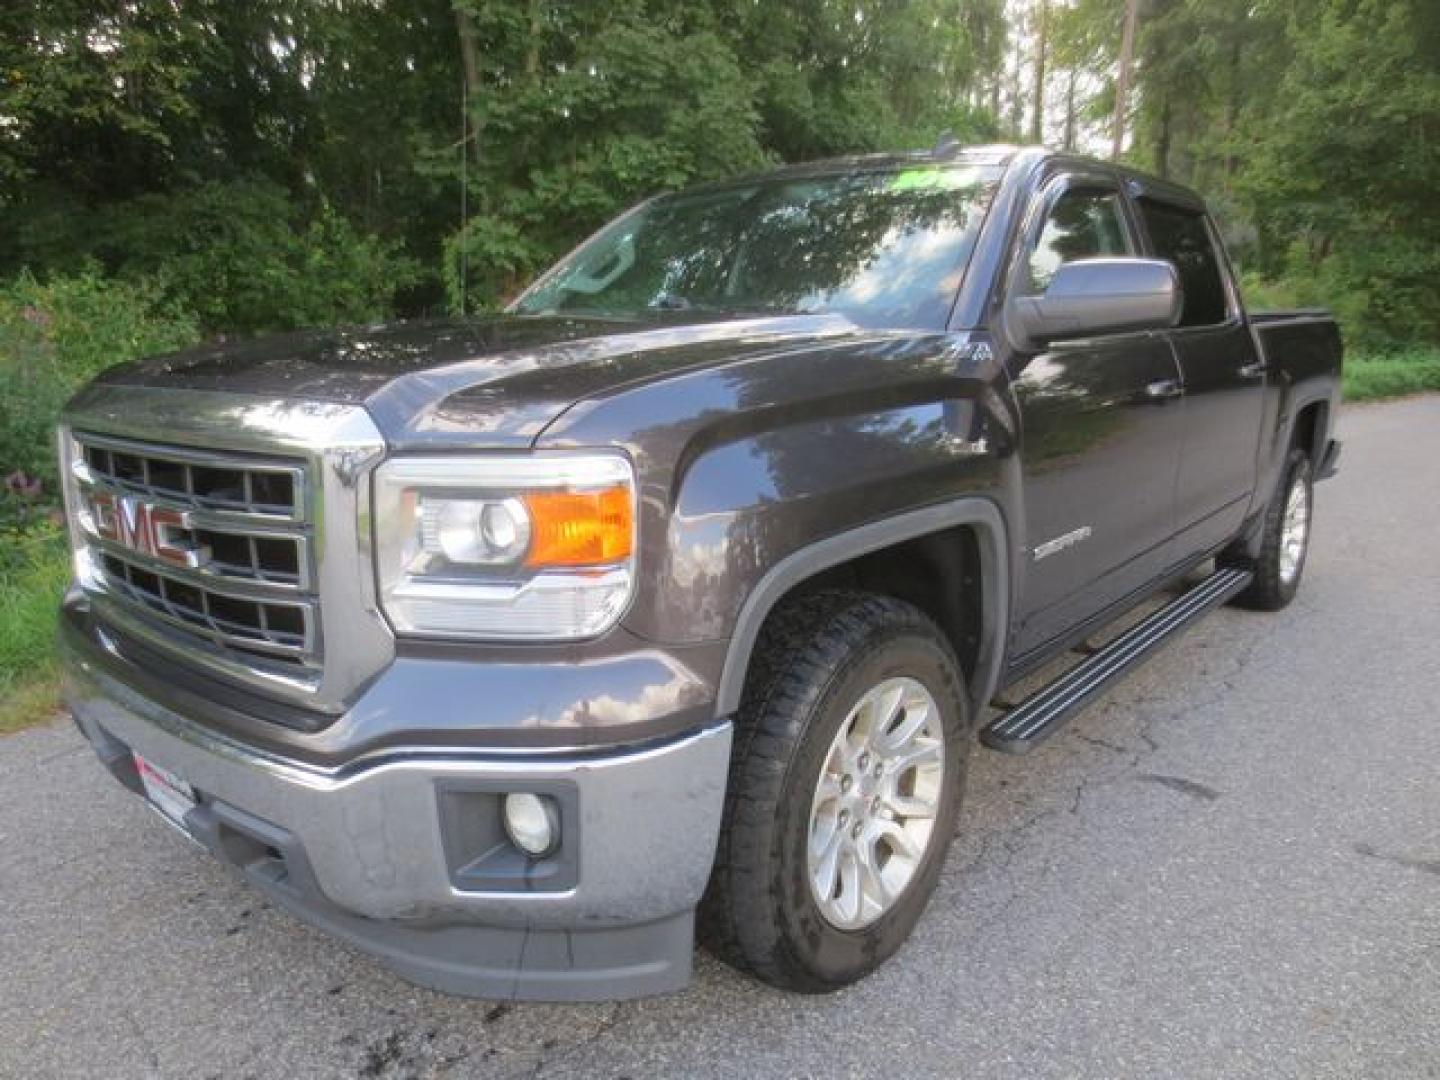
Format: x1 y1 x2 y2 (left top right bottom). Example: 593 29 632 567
4 396 1438 1080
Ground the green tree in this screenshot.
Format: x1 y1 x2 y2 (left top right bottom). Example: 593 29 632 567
1073 0 1440 347
1241 0 1440 347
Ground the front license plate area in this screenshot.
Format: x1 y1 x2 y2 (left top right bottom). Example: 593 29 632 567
133 752 197 831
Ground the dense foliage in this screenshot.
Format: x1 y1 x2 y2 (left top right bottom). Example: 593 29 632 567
1 0 1005 327
3 1 1436 348
1118 0 1440 350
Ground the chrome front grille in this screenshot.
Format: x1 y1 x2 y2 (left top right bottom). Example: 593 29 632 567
68 431 321 686
98 551 313 665
60 385 393 716
78 435 303 520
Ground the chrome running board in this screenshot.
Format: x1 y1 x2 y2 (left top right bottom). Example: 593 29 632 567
981 568 1254 754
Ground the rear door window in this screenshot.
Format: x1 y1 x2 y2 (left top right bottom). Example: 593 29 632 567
1138 200 1229 327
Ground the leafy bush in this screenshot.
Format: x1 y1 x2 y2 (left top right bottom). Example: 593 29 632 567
1344 350 1440 402
0 521 70 733
98 181 423 335
0 270 203 730
0 270 200 505
1240 233 1440 354
5 181 423 336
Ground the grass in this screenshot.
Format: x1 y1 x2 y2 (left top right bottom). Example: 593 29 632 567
1344 349 1440 402
0 524 71 735
0 677 65 736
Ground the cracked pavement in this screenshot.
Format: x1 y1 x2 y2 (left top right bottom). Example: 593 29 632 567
4 396 1439 1079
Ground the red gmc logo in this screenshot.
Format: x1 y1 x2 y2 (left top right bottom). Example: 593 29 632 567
90 493 207 569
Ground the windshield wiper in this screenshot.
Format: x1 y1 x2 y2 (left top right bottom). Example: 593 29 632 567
648 293 805 318
650 291 697 311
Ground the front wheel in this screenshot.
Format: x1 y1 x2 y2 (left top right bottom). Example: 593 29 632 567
699 591 970 992
1231 446 1313 610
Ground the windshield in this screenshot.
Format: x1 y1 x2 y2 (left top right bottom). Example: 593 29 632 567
512 164 1000 329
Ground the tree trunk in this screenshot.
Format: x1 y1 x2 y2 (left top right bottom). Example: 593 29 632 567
1008 26 1024 138
1223 32 1242 183
525 0 543 80
455 3 483 166
1111 0 1139 160
1063 68 1077 151
1030 0 1049 144
1155 95 1172 178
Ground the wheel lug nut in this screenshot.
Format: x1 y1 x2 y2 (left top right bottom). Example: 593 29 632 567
839 809 850 825
851 822 863 840
873 762 883 778
841 774 853 793
858 752 870 770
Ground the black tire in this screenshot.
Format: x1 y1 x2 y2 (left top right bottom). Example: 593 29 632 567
1231 446 1313 610
698 590 970 992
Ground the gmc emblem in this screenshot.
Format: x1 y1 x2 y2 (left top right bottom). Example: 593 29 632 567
90 492 209 569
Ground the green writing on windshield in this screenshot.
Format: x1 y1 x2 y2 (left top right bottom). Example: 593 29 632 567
888 167 976 193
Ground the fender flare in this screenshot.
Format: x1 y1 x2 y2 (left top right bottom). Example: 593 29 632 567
1235 386 1336 560
714 497 1010 718
1281 389 1333 463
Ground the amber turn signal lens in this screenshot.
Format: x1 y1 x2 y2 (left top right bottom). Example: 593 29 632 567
522 486 633 567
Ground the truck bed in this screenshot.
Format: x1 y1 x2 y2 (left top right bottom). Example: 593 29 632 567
1251 308 1342 385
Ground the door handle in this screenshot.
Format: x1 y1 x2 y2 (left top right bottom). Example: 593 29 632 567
1145 379 1184 401
1238 361 1268 379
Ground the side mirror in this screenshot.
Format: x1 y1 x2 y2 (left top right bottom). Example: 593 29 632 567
1009 257 1181 346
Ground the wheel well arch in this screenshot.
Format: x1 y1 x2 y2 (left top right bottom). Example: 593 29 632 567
714 499 1009 717
1290 399 1328 463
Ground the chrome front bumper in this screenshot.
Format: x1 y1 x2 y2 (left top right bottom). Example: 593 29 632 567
61 621 731 1001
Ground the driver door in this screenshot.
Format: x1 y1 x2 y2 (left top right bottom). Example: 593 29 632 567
1007 174 1185 660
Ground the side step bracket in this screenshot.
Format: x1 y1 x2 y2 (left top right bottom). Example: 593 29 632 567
981 567 1253 754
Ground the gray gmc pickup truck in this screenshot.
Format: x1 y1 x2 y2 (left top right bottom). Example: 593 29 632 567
58 144 1341 1000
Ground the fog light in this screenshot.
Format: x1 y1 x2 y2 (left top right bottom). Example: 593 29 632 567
502 792 560 858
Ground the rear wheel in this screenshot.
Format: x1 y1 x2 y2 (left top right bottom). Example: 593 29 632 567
699 591 970 992
1231 446 1313 610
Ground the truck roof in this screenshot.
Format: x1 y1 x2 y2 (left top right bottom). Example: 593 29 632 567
686 143 1208 213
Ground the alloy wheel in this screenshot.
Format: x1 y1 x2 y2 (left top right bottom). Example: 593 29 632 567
1279 476 1310 584
806 676 946 930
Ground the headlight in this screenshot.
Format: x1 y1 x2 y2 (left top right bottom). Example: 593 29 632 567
373 453 636 640
424 497 531 565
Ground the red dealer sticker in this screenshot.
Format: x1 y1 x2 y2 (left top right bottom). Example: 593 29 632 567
133 752 197 832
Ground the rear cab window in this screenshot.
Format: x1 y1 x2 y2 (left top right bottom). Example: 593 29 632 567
1136 199 1230 327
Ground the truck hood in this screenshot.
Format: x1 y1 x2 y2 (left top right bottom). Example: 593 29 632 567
97 312 861 448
